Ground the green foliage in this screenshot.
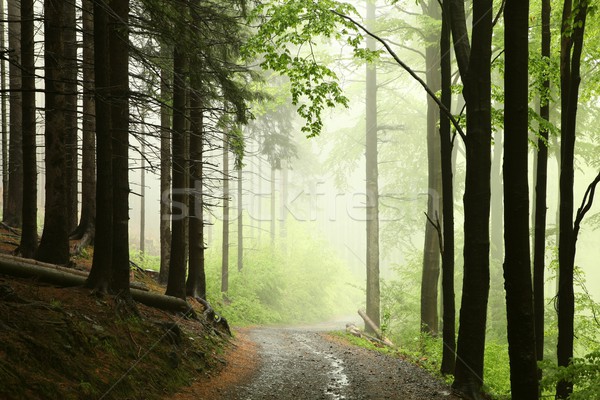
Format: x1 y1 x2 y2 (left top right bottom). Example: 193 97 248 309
205 219 362 326
243 0 367 137
541 350 600 400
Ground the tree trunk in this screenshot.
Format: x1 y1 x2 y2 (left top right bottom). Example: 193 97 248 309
36 0 70 265
86 0 112 292
533 0 551 369
222 133 230 293
556 1 588 398
237 167 243 271
270 165 275 246
165 46 188 300
71 0 96 252
18 0 37 258
365 0 380 333
450 0 493 396
159 45 172 285
186 86 206 299
503 1 539 397
140 139 146 254
108 0 131 295
439 0 456 375
64 0 78 232
4 0 22 228
1 0 7 214
420 0 442 336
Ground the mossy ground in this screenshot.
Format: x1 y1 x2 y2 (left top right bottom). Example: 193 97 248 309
0 227 230 400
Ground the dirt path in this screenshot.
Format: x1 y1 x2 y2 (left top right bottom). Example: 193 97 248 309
169 326 460 400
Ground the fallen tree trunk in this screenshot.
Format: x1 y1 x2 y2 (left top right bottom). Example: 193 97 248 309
358 309 394 347
0 255 189 313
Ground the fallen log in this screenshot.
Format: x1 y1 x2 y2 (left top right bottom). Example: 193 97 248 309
0 255 190 314
358 309 394 347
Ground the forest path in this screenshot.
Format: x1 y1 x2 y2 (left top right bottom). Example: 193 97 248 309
168 325 459 400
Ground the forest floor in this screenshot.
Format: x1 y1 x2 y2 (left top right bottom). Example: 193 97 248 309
1 226 461 399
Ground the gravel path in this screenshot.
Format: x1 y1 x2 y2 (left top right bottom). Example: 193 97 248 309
170 326 460 400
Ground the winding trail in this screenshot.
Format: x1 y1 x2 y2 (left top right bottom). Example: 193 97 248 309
169 325 459 400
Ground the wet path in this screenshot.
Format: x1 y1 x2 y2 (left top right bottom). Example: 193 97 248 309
215 327 457 400
168 326 459 400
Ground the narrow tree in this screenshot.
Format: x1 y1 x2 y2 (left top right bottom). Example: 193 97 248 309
237 166 243 271
222 133 230 293
1 0 7 211
4 0 22 227
365 0 380 332
556 0 589 397
18 0 37 257
36 0 70 265
71 0 96 252
449 0 493 396
503 0 539 397
439 0 456 375
159 45 172 285
165 45 188 299
420 0 442 335
186 84 206 299
64 0 79 232
533 0 551 367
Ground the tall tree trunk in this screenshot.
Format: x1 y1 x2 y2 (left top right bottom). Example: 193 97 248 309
36 0 70 265
186 85 206 299
86 0 112 292
165 46 188 300
72 0 96 252
365 0 380 333
279 161 287 239
439 0 456 375
1 0 7 213
159 45 172 285
420 0 442 336
64 0 78 232
270 165 275 246
450 0 493 397
18 0 37 258
237 167 243 271
4 0 22 227
140 139 145 253
556 1 588 398
533 0 551 369
222 134 230 293
503 1 538 397
108 0 130 294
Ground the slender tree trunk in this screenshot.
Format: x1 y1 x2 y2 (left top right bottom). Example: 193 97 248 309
556 1 588 398
533 0 551 368
503 1 539 397
420 0 442 336
36 0 70 265
18 0 37 258
72 0 96 251
108 0 131 294
1 0 7 212
450 0 493 396
270 165 275 246
165 46 188 300
159 45 172 285
439 0 456 375
86 0 112 292
64 0 78 232
140 139 145 253
365 0 380 332
4 0 22 227
186 82 206 299
222 134 230 293
237 167 243 271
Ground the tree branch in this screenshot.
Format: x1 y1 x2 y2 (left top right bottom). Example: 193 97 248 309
331 10 467 143
573 171 600 238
